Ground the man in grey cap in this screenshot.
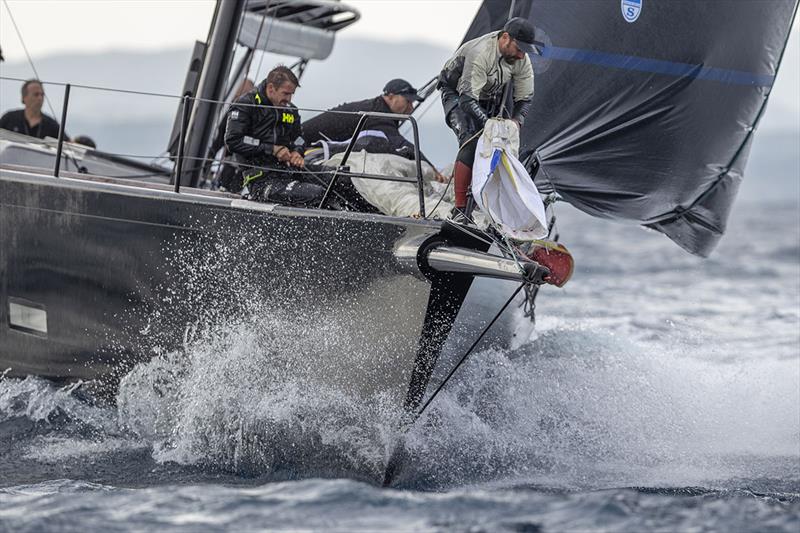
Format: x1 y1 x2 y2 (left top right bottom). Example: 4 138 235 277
438 16 537 219
303 79 446 181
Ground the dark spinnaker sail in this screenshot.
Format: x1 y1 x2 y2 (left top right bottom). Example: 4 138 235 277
463 0 798 256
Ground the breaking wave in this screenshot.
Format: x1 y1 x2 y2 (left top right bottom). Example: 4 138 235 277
116 313 406 483
398 317 800 489
101 312 800 490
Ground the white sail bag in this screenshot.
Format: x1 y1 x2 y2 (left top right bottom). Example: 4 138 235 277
472 118 548 241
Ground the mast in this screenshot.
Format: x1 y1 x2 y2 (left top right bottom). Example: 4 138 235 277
180 0 247 188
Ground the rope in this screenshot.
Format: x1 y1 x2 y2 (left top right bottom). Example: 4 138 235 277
253 11 276 81
417 283 525 417
32 147 427 188
247 0 271 80
522 283 538 322
421 126 484 221
399 91 438 137
425 173 452 217
304 165 360 209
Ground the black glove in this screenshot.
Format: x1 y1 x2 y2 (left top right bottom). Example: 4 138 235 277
511 99 532 127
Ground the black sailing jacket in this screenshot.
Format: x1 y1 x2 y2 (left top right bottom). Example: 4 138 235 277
302 96 424 161
225 80 302 173
303 96 396 144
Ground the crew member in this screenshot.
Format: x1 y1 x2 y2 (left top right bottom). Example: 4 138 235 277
73 135 96 148
225 66 322 205
0 79 62 139
304 79 447 182
438 17 536 218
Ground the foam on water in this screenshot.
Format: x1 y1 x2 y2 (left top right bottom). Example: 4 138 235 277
0 202 796 532
116 314 406 482
399 316 800 489
3 304 795 491
76 301 794 491
23 436 144 465
0 375 115 434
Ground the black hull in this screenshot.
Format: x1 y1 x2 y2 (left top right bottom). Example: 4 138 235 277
0 168 527 412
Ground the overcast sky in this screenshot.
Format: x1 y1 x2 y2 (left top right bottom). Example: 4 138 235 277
0 0 481 58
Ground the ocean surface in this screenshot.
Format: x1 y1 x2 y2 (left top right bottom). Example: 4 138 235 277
1 198 798 532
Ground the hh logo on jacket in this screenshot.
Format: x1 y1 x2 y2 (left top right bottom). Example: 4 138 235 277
282 112 295 124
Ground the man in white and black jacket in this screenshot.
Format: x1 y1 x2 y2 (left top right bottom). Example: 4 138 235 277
438 17 536 219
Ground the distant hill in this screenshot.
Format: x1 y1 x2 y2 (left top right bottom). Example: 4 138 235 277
0 38 456 120
0 36 797 199
0 37 459 161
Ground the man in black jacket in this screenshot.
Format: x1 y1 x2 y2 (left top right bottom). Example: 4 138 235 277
225 66 322 205
303 79 445 182
303 79 416 149
0 79 62 139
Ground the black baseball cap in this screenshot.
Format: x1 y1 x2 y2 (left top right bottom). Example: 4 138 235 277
383 79 423 101
503 17 537 55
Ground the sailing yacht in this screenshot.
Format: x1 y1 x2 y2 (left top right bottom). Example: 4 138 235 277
1 0 797 424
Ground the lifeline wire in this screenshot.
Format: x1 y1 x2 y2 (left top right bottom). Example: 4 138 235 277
0 72 500 230
425 173 453 217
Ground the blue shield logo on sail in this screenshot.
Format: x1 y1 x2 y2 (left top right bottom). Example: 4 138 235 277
621 0 642 23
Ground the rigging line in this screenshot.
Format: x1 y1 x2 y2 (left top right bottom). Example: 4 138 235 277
399 92 438 137
93 151 420 188
417 283 525 417
253 30 275 81
1 0 57 119
422 127 484 221
89 170 176 179
444 220 499 249
426 173 452 218
497 0 520 118
254 0 277 81
244 0 269 78
192 94 405 113
448 195 517 255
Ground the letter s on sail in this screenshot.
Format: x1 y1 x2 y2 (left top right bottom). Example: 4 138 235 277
621 0 642 23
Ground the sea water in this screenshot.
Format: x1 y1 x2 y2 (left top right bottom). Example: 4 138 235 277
1 199 798 532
